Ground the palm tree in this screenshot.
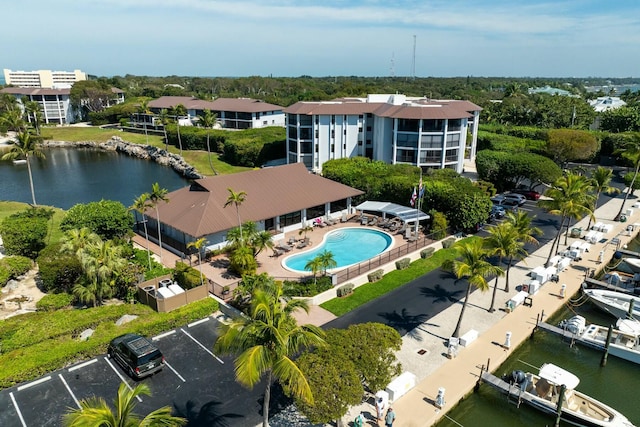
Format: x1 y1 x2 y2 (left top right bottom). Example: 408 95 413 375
224 188 247 241
138 99 151 144
130 193 153 270
214 281 326 427
63 382 186 427
449 239 502 338
318 250 337 275
159 108 170 151
171 104 187 156
613 134 640 221
298 223 314 240
197 109 218 174
504 211 541 292
484 223 522 312
149 182 169 264
250 230 274 258
1 131 45 206
76 239 126 306
0 106 26 132
304 256 323 285
539 173 594 265
23 100 42 135
588 166 620 229
187 237 207 286
60 227 101 259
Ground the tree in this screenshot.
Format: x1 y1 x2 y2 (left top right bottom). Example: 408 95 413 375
0 208 51 258
197 109 219 174
37 243 82 293
1 131 45 206
588 166 620 229
304 256 323 285
224 188 247 241
448 239 501 338
75 238 127 306
0 106 27 132
60 200 134 240
159 108 170 151
63 382 186 427
484 223 523 311
138 99 151 144
130 193 153 270
298 223 314 240
69 80 114 119
539 173 594 264
214 281 326 427
171 104 187 156
504 211 541 291
318 250 337 275
613 133 640 221
546 129 598 167
228 244 257 276
294 350 362 426
23 100 42 135
60 227 101 259
149 182 169 263
187 237 207 286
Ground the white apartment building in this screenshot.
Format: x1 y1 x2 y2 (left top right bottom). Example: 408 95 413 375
284 94 482 174
3 69 87 88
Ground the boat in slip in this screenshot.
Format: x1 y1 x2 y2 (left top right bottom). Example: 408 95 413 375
583 288 640 320
500 363 635 427
560 315 640 365
623 258 640 273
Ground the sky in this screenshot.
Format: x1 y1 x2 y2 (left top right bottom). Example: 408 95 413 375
2 0 640 78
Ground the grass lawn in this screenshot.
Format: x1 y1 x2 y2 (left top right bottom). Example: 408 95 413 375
321 236 482 316
40 127 250 176
0 201 66 245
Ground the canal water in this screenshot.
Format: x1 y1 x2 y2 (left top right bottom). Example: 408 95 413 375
436 242 640 426
0 148 190 209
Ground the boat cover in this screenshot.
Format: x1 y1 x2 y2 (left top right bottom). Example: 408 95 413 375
538 363 580 390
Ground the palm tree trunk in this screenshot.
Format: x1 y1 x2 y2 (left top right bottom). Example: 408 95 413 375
163 128 169 152
262 371 272 427
177 123 183 156
155 207 164 263
587 191 601 230
206 132 217 175
546 215 566 265
504 258 513 292
198 252 204 286
615 162 640 220
141 214 151 270
452 284 473 338
26 156 37 206
488 256 502 312
237 207 243 241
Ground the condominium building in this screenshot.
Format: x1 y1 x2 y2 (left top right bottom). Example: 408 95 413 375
284 94 481 174
3 69 87 88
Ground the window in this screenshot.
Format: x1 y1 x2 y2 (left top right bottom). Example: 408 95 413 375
256 112 260 119
343 129 346 135
307 204 326 219
288 140 297 152
300 141 313 153
448 119 462 131
423 119 444 132
420 150 441 162
288 127 297 139
396 149 416 163
331 199 347 212
331 144 335 152
397 133 418 148
421 135 443 148
263 121 267 125
445 149 459 161
397 119 419 132
331 115 335 124
367 126 372 131
359 127 363 133
279 211 302 227
331 130 335 138
446 134 460 147
300 128 312 140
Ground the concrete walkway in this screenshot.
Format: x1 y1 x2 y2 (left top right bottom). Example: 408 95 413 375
339 193 640 427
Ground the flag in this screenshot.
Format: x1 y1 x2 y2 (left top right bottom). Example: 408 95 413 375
410 186 417 207
418 176 424 199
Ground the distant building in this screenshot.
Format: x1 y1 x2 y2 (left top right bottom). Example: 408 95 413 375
589 96 627 112
528 86 577 97
3 69 87 89
141 96 286 130
284 94 481 174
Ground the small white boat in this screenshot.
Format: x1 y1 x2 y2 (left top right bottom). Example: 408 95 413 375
561 315 640 365
623 258 640 273
502 363 635 427
583 288 640 320
12 159 27 165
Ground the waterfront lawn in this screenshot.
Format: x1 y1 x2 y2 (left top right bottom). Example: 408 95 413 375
321 236 481 316
0 201 66 245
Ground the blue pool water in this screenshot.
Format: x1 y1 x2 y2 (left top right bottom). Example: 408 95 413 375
283 227 393 272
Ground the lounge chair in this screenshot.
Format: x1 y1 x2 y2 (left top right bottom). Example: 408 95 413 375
272 248 284 257
277 243 292 252
341 212 348 223
368 217 378 226
297 237 310 249
361 216 369 225
397 223 407 234
288 237 297 245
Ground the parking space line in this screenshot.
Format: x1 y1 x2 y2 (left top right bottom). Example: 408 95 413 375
188 318 210 328
153 330 176 341
58 374 81 409
17 376 51 391
164 361 186 382
68 358 98 372
103 357 143 402
180 328 224 364
9 392 27 427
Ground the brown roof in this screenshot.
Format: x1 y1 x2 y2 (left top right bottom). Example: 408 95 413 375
148 96 283 113
284 98 481 119
147 163 363 238
0 87 71 95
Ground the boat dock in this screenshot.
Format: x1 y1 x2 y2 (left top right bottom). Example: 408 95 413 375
616 248 640 258
584 277 636 294
535 321 606 352
480 370 537 407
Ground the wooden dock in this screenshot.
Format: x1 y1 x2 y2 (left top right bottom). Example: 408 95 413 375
616 248 640 258
535 321 606 352
480 371 538 408
584 277 636 294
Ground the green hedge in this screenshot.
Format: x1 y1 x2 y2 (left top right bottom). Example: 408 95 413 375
367 269 384 282
173 261 206 290
0 298 218 388
442 237 456 249
0 256 33 286
420 247 435 259
283 276 333 297
36 293 75 311
395 258 410 270
336 283 354 297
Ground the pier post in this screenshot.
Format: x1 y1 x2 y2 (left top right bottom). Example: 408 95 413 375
628 299 635 319
601 325 613 367
554 384 566 427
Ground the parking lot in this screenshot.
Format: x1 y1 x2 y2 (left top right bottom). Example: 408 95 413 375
0 317 268 427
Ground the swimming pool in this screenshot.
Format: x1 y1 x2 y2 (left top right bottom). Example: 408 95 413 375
283 227 393 272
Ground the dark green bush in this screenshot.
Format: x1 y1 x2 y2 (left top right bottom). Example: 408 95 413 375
0 209 51 259
336 283 354 297
36 243 82 293
60 200 134 240
395 258 410 270
283 276 332 297
0 256 34 286
367 269 384 283
442 237 456 249
36 293 74 312
420 247 435 259
173 261 205 290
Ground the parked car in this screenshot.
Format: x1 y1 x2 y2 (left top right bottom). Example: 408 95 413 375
490 205 506 219
491 196 519 212
512 189 541 200
503 193 527 205
108 333 164 379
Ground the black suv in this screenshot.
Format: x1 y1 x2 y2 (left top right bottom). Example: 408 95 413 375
108 333 164 379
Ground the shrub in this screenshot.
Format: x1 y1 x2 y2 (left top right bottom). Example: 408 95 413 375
336 283 354 297
442 237 456 249
0 209 51 259
283 276 332 297
420 247 435 259
60 200 134 240
173 262 206 290
37 243 82 293
36 293 74 312
367 269 384 283
395 258 410 270
0 256 34 286
429 211 448 240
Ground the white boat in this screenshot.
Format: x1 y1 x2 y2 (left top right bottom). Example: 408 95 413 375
12 159 27 165
561 315 640 365
624 258 640 273
502 363 635 427
583 288 640 320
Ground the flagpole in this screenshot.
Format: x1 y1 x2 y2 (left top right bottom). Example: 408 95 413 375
415 169 422 235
